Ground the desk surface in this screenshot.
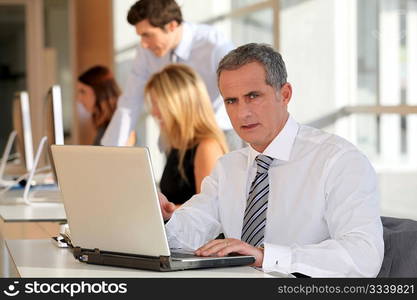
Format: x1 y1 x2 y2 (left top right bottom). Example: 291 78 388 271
0 188 66 222
0 202 66 222
6 239 274 278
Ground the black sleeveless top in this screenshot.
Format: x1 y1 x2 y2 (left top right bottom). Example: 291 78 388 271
160 145 198 205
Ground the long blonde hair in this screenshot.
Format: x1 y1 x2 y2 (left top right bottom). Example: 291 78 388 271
145 64 228 179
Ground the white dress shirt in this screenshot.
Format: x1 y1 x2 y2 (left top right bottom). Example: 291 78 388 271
101 22 234 146
165 115 384 277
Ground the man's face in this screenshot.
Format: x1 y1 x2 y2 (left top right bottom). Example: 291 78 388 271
219 61 292 153
135 19 178 57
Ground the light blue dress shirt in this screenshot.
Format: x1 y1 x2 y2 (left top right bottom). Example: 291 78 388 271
101 22 234 146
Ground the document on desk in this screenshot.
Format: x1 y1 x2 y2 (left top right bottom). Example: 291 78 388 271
266 272 296 278
255 268 295 278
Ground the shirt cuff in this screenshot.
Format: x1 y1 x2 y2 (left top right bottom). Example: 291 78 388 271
164 213 181 249
262 242 292 273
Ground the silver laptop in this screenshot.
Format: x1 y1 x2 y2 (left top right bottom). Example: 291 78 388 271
51 145 254 271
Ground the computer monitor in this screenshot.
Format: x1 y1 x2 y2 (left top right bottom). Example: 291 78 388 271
0 91 34 187
45 85 64 147
21 85 64 204
12 91 34 172
44 85 64 182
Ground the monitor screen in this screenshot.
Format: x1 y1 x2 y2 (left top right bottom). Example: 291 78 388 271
44 85 64 183
12 91 34 172
45 85 64 146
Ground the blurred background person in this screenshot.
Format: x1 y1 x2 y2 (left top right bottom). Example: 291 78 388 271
145 64 228 206
77 65 136 146
102 0 241 150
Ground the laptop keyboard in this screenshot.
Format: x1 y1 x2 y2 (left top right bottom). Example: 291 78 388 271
170 250 244 260
170 249 199 259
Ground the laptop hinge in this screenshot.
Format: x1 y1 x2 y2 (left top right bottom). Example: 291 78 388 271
160 256 172 270
72 247 172 271
73 246 99 263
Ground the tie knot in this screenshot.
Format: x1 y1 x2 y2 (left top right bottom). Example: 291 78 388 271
255 155 274 174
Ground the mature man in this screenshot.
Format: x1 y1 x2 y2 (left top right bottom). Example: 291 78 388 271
101 0 240 149
159 43 384 277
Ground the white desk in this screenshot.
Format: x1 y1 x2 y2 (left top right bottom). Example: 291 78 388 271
0 187 66 224
0 193 66 277
0 202 66 223
6 239 273 278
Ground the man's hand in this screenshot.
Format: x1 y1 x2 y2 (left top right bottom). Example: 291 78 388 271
158 191 176 221
195 238 264 267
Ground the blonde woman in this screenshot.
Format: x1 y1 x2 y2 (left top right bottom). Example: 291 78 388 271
145 64 228 206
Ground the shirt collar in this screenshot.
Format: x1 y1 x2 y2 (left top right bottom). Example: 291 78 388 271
172 22 192 61
247 115 299 167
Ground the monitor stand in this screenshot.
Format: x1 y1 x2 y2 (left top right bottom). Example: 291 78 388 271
22 136 48 204
0 130 17 187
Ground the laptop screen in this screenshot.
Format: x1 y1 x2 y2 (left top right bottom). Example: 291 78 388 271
51 145 170 257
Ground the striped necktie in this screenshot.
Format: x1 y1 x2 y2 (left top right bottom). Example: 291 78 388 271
241 155 274 247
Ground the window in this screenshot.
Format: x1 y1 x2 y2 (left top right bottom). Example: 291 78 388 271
280 0 417 219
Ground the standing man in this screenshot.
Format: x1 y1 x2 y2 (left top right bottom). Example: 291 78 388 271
101 0 240 149
159 43 384 277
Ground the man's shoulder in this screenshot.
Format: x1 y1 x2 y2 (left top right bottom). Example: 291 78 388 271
294 125 374 174
188 22 220 36
296 124 360 156
217 147 250 166
187 22 232 47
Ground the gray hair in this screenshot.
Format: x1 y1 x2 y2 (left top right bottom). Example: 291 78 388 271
217 43 287 90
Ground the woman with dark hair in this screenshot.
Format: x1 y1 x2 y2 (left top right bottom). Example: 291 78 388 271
77 65 135 145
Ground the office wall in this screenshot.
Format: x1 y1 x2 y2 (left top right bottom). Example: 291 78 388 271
44 0 71 138
0 5 26 152
280 0 336 125
71 0 114 145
